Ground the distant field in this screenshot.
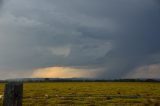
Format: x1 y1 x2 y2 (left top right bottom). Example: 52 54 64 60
0 82 160 106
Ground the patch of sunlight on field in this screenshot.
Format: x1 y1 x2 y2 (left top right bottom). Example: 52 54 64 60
0 82 160 105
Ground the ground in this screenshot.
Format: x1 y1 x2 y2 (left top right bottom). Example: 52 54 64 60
0 82 160 106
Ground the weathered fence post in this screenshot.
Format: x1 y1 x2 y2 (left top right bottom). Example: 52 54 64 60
3 82 23 106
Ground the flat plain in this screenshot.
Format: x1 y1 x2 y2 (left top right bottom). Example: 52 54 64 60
0 82 160 106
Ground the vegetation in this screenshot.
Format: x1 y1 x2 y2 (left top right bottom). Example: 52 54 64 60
0 82 160 106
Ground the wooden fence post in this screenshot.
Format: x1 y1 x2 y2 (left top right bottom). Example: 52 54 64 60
3 82 23 106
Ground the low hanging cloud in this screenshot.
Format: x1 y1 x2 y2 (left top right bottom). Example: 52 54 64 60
126 64 160 79
0 0 160 79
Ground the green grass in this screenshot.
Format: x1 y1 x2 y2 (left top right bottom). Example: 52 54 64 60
0 82 160 106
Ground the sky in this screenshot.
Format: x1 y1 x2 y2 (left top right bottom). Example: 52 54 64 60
0 0 160 79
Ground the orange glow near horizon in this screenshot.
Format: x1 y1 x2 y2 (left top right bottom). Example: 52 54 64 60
31 66 97 78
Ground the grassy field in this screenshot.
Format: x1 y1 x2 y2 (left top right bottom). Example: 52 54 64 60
0 82 160 106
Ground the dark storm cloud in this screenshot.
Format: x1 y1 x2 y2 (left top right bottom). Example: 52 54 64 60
0 0 3 9
95 1 160 78
0 0 160 79
154 0 160 5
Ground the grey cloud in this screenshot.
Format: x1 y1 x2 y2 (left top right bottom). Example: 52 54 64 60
0 0 160 79
95 1 160 78
0 0 3 10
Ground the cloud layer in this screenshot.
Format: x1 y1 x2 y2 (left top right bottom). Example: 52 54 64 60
0 0 160 79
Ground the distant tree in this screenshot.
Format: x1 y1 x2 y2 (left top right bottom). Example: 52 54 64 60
145 79 156 82
45 78 50 82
